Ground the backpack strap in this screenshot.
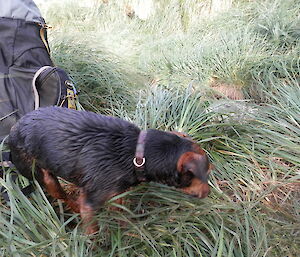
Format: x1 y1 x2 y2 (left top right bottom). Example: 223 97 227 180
32 66 52 110
39 23 52 55
61 80 78 109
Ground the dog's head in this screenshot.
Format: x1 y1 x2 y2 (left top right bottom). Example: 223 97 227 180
144 130 213 199
171 132 212 199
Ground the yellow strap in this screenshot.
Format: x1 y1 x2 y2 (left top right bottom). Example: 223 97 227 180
40 27 51 54
67 88 77 110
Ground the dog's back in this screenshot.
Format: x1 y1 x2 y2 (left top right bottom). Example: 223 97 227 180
9 107 140 184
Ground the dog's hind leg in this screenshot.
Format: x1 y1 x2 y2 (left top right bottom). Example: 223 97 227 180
40 169 80 213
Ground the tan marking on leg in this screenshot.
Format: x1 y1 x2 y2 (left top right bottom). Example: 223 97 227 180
41 169 80 213
78 190 98 235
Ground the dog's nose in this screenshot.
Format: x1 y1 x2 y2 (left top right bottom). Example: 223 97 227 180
197 183 210 198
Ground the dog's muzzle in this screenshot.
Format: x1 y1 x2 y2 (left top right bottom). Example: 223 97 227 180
180 178 210 199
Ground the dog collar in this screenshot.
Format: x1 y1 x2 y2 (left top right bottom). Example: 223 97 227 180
133 130 147 181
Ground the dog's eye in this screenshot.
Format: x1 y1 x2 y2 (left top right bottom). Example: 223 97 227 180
186 169 194 174
177 172 193 188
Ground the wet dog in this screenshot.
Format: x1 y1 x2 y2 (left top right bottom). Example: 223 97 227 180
8 107 212 234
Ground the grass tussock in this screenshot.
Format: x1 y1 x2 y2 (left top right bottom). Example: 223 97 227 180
1 0 300 256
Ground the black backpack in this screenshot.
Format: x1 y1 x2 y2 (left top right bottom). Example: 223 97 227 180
0 1 79 199
0 18 79 143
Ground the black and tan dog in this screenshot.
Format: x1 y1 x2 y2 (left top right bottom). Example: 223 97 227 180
8 107 212 234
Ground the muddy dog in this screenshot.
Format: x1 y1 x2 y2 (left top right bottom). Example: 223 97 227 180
8 107 212 234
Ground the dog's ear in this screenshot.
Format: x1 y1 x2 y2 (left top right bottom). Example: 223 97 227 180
177 152 209 181
177 152 202 173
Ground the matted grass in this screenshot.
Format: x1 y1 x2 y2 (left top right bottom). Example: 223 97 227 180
1 0 299 256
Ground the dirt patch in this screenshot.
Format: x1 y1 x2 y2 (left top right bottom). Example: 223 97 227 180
209 77 244 100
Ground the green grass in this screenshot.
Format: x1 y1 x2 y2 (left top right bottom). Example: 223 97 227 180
1 0 300 256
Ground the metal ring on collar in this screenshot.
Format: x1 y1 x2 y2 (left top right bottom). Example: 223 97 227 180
133 157 145 167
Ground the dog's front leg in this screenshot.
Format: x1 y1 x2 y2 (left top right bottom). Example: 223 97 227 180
77 189 98 235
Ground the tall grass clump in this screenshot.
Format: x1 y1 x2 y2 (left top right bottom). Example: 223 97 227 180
51 35 144 112
43 0 299 103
